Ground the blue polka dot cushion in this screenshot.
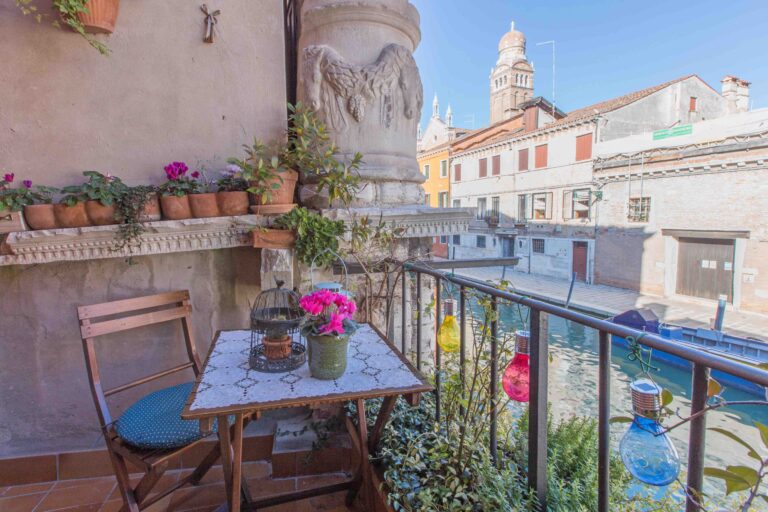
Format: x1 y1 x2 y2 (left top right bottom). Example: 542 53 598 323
116 382 214 450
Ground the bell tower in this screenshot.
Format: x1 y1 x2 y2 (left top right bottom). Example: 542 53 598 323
490 21 534 124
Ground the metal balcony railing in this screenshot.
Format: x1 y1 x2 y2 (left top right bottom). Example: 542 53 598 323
390 260 768 512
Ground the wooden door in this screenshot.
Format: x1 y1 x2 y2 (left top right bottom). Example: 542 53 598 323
572 241 588 281
502 237 515 257
676 237 734 302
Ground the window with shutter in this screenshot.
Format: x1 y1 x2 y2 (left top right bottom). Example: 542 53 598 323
492 155 501 175
517 195 528 220
689 97 697 112
535 144 548 169
532 192 552 220
563 190 573 220
479 158 488 178
575 133 593 161
518 149 529 171
572 189 591 219
440 160 448 177
454 163 462 182
423 164 430 178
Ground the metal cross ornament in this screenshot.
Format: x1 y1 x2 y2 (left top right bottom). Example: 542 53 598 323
200 5 220 43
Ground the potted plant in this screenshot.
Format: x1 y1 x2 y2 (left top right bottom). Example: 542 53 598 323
299 289 358 380
158 162 198 220
284 103 362 208
80 171 125 225
216 165 250 216
251 225 297 250
0 175 58 231
15 0 113 55
56 182 91 228
228 139 298 209
273 207 345 266
188 170 220 218
262 326 293 361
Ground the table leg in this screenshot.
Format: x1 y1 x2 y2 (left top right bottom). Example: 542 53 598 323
346 399 375 510
231 413 245 511
369 395 397 453
217 415 235 511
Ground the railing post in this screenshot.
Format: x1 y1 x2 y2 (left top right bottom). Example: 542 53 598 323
416 271 422 371
489 296 499 465
459 286 467 420
598 330 611 512
528 308 548 509
686 363 710 512
435 278 442 422
401 268 407 355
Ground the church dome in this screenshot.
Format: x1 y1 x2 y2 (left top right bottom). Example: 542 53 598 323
499 21 525 53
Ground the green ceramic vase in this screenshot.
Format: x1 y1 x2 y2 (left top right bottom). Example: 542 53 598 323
307 334 350 380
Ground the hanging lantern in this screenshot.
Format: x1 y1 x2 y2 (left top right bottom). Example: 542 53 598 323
502 330 530 402
437 298 460 352
311 249 352 298
619 378 680 486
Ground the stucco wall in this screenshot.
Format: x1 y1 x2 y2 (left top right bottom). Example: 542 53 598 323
0 0 287 457
0 0 286 187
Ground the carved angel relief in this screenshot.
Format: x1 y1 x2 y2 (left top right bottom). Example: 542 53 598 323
303 43 424 132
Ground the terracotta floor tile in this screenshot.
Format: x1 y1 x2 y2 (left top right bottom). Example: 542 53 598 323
107 472 179 500
167 483 227 511
245 477 295 499
241 462 270 480
176 465 224 487
2 481 54 497
0 492 46 512
296 473 350 491
45 505 101 512
36 480 115 511
99 501 123 512
0 488 7 498
53 477 116 490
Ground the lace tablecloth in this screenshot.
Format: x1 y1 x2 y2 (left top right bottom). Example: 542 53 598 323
184 324 427 417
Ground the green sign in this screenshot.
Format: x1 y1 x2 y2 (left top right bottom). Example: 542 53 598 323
652 124 693 140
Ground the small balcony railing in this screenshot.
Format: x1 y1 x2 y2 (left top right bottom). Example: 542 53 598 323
385 259 768 512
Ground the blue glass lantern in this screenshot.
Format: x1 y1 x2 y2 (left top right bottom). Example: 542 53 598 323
619 378 681 486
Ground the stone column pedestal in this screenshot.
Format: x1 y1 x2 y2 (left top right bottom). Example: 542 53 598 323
298 0 425 208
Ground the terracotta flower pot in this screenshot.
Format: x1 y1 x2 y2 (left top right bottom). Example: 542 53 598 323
138 193 161 222
85 200 118 226
251 229 296 249
54 202 91 229
189 193 220 218
263 335 293 361
160 195 192 220
23 205 57 230
217 191 249 216
250 169 299 206
76 0 120 34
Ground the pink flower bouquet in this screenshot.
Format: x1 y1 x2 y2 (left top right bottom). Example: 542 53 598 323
299 289 358 337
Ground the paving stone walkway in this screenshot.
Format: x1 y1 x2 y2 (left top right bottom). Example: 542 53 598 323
456 266 768 341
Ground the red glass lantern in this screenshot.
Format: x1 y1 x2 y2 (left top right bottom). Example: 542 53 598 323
502 330 530 402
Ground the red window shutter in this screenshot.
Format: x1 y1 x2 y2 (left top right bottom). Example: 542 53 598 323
518 149 529 171
535 144 548 169
454 164 462 182
492 155 501 175
479 158 488 178
575 133 593 162
689 96 697 112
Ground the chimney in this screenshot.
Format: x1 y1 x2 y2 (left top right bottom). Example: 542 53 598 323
721 76 751 113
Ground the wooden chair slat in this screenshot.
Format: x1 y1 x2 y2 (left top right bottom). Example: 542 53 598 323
77 291 190 320
104 362 196 397
81 305 191 338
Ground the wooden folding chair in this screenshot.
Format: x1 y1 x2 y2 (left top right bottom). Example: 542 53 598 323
77 291 221 512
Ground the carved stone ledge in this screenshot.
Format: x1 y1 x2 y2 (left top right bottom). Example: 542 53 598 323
322 206 474 238
0 215 269 266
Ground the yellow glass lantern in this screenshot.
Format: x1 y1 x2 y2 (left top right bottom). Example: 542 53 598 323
437 298 460 353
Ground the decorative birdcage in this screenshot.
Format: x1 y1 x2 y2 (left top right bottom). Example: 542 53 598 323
249 280 306 373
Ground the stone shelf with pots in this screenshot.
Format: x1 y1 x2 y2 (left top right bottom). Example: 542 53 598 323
0 215 269 266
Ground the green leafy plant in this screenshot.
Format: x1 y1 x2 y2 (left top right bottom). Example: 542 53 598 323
59 183 89 206
0 178 57 211
273 207 345 267
704 422 768 511
217 165 250 192
80 171 125 206
113 185 156 250
227 140 287 204
285 103 362 207
16 0 110 55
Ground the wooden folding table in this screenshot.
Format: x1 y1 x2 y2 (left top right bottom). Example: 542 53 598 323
182 324 432 511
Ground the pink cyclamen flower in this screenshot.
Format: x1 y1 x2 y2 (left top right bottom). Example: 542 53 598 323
319 313 345 335
191 171 200 179
22 180 32 189
164 161 188 181
3 173 14 183
299 295 324 316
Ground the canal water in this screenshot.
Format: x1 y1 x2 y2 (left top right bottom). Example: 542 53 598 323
490 301 768 507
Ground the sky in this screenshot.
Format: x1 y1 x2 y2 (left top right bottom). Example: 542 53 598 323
412 0 768 130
